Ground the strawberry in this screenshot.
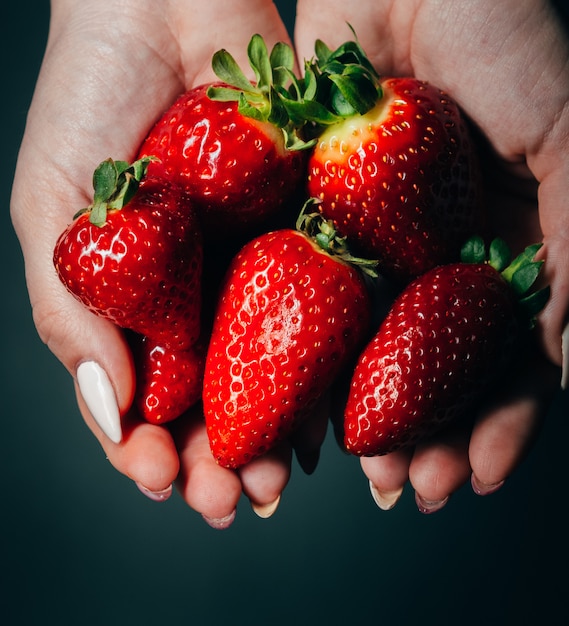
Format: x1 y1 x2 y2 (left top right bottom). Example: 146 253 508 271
203 209 376 469
298 35 484 284
54 158 203 350
343 237 549 456
133 335 206 425
137 35 310 237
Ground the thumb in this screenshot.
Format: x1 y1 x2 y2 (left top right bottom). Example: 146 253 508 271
531 158 569 385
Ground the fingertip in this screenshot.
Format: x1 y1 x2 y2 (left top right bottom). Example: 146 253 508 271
114 421 181 492
174 414 243 523
239 443 292 511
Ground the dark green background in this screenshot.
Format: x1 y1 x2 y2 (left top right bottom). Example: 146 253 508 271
2 3 568 625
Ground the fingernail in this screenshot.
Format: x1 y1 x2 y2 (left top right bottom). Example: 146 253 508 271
77 361 122 443
415 492 449 514
251 494 281 519
561 323 569 390
369 480 403 511
471 473 505 496
136 482 173 502
202 510 237 530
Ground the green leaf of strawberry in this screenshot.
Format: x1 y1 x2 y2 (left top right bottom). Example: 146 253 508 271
207 34 316 150
461 236 549 328
83 156 157 227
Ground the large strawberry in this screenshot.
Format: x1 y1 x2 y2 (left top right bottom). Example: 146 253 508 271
54 158 203 350
344 237 549 456
137 35 310 237
203 209 376 469
133 335 206 425
298 35 484 284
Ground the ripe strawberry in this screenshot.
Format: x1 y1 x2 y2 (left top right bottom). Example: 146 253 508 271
54 158 203 350
134 335 206 425
203 209 376 469
300 36 484 284
344 237 549 456
137 35 310 237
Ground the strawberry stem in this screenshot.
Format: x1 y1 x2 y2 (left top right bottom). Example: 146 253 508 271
296 200 379 278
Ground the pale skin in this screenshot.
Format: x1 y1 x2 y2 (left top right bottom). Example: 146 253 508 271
10 0 569 525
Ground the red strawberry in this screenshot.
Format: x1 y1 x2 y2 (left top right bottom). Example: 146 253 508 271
137 35 310 237
344 237 549 456
203 210 376 469
301 36 484 284
134 335 206 425
54 158 203 350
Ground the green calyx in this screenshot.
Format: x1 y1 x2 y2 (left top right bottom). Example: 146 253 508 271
207 34 314 151
303 25 382 121
206 29 383 149
260 24 383 141
76 157 156 227
461 235 550 328
296 200 379 278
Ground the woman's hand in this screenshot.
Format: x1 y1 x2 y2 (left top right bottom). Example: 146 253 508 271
295 0 569 511
10 0 319 528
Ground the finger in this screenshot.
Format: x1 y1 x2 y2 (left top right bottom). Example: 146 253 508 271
239 443 293 519
534 180 569 375
469 351 559 494
360 448 413 511
173 408 242 529
408 419 473 514
176 0 294 86
290 393 330 475
294 0 394 74
77 389 181 498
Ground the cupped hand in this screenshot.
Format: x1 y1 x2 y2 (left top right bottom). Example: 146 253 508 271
10 0 319 528
295 0 569 511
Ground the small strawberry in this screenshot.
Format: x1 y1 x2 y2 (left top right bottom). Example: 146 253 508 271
298 34 484 284
54 158 203 350
134 335 206 425
344 237 549 456
203 208 376 469
137 35 310 237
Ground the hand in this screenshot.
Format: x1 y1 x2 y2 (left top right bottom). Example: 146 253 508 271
10 0 323 528
295 0 569 511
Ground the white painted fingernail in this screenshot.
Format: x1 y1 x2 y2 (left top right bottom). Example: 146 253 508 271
561 324 569 390
369 480 403 511
77 361 122 443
